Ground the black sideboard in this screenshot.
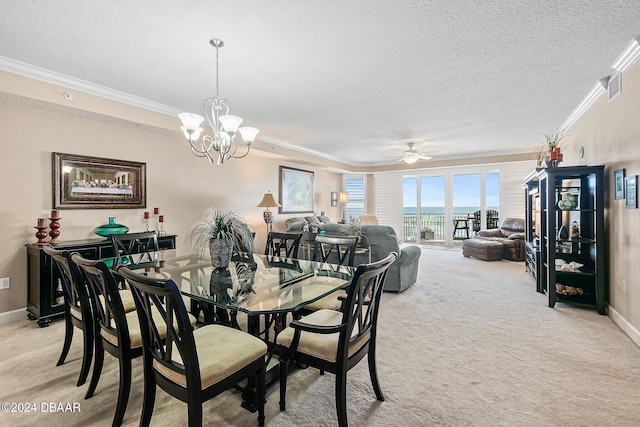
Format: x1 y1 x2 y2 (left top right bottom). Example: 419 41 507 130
26 234 176 327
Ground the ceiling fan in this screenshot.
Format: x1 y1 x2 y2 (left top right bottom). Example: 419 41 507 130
393 142 435 164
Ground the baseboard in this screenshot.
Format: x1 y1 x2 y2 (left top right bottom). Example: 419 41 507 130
609 305 640 348
0 308 28 325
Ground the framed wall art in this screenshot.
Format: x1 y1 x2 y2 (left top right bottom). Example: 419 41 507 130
279 166 314 214
625 175 637 209
614 168 625 200
53 152 147 209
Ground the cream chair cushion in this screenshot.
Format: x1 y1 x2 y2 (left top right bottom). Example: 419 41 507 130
276 309 370 362
154 325 267 390
101 308 196 349
302 290 347 311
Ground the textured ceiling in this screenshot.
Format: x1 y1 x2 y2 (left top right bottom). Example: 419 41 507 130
0 0 638 166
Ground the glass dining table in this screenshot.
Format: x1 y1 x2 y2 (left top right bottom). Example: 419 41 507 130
103 247 355 411
104 248 355 335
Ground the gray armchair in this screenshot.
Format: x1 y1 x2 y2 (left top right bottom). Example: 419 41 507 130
355 225 421 292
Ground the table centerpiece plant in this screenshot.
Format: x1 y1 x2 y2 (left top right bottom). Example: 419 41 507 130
187 208 254 269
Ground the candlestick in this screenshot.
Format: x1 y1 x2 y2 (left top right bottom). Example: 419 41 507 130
159 215 164 222
153 207 159 215
144 211 150 232
37 218 46 228
144 211 150 219
49 217 61 244
157 216 166 237
34 226 48 245
51 209 60 219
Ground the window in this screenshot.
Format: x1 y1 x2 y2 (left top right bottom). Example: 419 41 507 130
344 176 365 220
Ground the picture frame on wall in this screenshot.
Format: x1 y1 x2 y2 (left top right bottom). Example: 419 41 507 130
614 168 625 200
625 175 637 209
53 152 147 209
279 166 314 214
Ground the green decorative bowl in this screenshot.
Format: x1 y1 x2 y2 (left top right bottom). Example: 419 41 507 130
94 217 129 237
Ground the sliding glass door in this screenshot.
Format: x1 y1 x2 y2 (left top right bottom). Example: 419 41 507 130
402 171 500 245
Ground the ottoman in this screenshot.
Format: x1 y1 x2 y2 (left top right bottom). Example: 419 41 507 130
462 238 504 261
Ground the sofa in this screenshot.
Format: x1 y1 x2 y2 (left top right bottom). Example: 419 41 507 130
284 216 421 292
462 217 526 261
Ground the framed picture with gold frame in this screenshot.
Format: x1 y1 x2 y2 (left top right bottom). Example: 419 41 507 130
53 152 146 209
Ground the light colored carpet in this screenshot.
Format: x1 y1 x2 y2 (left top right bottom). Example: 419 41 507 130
1 247 639 426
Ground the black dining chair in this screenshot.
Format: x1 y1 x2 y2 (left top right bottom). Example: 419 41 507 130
117 265 268 427
111 231 159 268
72 253 178 426
299 235 358 313
43 245 94 387
276 252 397 427
265 231 303 259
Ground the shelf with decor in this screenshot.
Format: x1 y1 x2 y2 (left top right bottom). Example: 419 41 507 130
536 165 605 314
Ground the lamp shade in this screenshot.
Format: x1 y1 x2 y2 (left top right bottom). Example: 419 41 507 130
257 192 281 208
339 192 350 204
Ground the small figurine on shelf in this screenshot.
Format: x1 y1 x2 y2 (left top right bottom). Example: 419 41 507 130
571 221 580 239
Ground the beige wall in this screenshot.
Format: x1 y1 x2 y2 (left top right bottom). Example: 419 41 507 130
562 60 640 342
0 75 343 315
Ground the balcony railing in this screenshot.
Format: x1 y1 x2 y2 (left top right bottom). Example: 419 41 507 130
402 213 478 241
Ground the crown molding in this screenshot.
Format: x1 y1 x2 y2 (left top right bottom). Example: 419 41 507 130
612 37 640 73
0 55 181 117
561 36 640 132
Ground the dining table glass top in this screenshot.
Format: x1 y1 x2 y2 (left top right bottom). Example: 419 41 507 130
104 248 355 316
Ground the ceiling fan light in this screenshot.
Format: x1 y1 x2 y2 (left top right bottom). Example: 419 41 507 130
403 156 419 164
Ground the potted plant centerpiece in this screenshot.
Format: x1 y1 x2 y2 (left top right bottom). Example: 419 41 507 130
421 226 434 240
340 221 368 248
187 208 255 269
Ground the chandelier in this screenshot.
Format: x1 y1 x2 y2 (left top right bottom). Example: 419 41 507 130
178 39 259 165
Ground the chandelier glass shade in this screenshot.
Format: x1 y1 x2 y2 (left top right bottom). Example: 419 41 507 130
178 39 259 165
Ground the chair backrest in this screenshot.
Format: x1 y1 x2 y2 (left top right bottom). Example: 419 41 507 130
312 235 358 266
111 231 159 267
472 210 481 232
71 253 131 351
117 266 201 389
487 210 500 229
358 215 379 225
339 252 397 361
43 245 92 321
265 231 302 258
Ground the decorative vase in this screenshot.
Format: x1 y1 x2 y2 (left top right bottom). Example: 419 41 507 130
209 238 232 269
94 217 129 237
565 193 579 209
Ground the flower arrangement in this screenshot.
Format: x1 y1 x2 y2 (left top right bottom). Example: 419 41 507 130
421 225 434 233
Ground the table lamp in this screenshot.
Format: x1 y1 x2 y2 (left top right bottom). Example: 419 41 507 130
257 191 281 234
339 192 349 223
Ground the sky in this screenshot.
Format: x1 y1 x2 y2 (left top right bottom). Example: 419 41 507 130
403 173 499 208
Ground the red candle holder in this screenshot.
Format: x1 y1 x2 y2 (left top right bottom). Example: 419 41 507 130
49 217 61 244
35 226 48 246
